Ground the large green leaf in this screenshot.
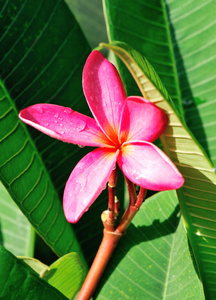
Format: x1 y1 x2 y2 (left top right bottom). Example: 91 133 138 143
0 245 67 299
43 252 85 299
65 0 108 48
0 0 91 265
96 191 204 299
102 0 184 115
20 252 85 299
101 42 216 299
0 181 35 257
165 0 216 167
102 0 216 168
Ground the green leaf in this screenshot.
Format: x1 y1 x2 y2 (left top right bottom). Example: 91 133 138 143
0 0 91 266
66 0 108 49
101 41 216 299
96 191 204 299
102 0 216 166
18 256 49 277
102 0 184 115
0 181 35 257
164 0 216 168
0 245 67 299
43 253 86 299
19 253 85 299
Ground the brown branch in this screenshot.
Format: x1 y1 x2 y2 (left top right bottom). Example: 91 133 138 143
76 229 123 300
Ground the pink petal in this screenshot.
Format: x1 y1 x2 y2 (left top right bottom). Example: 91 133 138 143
118 141 184 191
19 104 112 147
83 50 127 143
119 96 168 144
63 148 119 223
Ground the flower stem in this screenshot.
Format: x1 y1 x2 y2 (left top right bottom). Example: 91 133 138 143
105 166 119 231
77 175 146 299
76 229 123 300
124 176 137 206
117 185 146 233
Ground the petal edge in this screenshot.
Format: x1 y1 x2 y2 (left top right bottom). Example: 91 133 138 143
63 148 119 223
119 96 168 143
83 50 127 142
19 104 111 147
118 141 184 191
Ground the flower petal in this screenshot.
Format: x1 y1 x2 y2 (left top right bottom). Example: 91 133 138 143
118 141 184 191
19 104 112 147
83 50 127 142
119 96 168 144
63 148 119 223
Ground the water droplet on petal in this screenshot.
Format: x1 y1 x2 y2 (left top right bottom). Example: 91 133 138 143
54 113 59 118
77 120 86 132
64 107 73 115
78 145 85 148
74 180 86 194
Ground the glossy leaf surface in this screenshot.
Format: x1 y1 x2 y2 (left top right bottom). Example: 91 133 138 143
0 0 91 264
43 253 86 299
101 41 216 299
165 0 216 168
96 191 204 299
0 245 67 299
0 181 35 257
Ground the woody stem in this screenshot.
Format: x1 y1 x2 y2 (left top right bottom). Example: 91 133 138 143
76 229 123 300
77 175 146 300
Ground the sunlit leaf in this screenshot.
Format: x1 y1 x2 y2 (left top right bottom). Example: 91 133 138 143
0 245 67 299
18 256 49 277
101 41 216 299
66 0 108 48
0 181 35 257
43 252 85 299
102 0 216 166
0 0 91 266
96 191 204 299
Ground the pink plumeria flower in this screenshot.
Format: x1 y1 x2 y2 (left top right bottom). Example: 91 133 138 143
19 50 184 223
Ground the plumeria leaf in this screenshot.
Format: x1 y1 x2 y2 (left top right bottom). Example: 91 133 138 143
166 1 216 170
0 245 67 299
0 181 35 257
101 41 216 299
19 253 85 299
96 191 204 299
0 0 90 266
43 252 86 299
66 0 108 49
102 0 216 171
18 256 49 277
102 0 184 116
